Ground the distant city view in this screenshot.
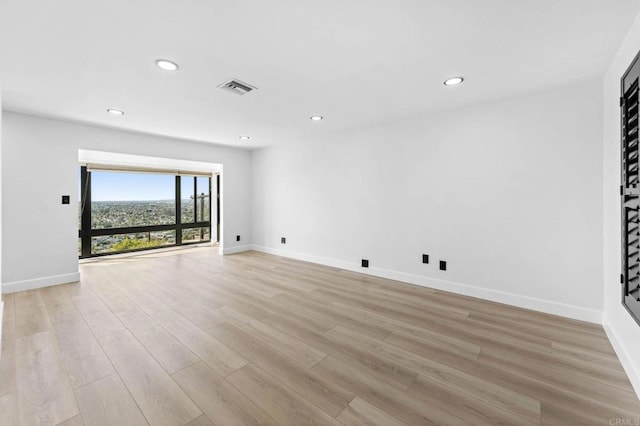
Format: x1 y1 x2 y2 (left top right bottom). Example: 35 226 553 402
81 199 210 254
92 200 176 229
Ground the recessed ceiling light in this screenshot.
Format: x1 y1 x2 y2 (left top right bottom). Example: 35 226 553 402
239 136 251 140
310 116 323 121
107 109 124 115
155 59 179 71
444 77 464 86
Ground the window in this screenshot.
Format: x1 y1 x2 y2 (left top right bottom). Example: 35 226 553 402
621 50 640 325
79 167 214 257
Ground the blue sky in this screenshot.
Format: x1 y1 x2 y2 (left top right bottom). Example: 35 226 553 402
80 170 210 201
90 172 174 201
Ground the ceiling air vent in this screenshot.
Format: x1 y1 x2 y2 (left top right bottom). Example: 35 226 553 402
218 78 257 96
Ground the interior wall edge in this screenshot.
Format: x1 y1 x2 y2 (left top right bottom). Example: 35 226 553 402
250 245 603 324
222 245 252 255
1 271 80 294
603 317 640 399
1 82 4 359
602 6 640 403
0 300 3 358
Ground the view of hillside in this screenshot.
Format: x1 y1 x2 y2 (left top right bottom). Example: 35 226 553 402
91 200 177 229
79 199 210 255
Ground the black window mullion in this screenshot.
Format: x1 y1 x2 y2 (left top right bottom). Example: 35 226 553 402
193 176 197 223
80 166 92 258
176 175 182 245
216 174 220 243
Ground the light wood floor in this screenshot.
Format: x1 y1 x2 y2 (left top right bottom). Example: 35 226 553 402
1 247 639 425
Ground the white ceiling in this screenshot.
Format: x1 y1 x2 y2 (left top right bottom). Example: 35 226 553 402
0 0 638 149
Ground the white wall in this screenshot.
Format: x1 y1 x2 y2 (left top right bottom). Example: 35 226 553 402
252 80 604 322
1 112 252 292
0 88 4 351
603 9 640 398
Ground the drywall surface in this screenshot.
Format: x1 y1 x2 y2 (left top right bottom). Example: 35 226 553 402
603 9 640 398
252 80 604 322
1 112 251 291
0 89 3 351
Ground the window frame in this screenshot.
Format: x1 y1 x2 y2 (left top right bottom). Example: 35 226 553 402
79 166 212 258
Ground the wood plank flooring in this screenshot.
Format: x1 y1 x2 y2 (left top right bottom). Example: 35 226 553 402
1 246 639 425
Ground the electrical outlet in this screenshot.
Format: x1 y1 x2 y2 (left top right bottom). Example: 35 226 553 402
361 259 369 268
281 237 286 244
61 195 70 205
422 254 429 264
236 235 240 242
439 260 447 271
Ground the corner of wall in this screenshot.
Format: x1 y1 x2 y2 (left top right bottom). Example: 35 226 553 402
222 245 252 255
0 300 3 356
0 81 3 344
1 272 80 294
602 7 640 401
603 315 640 398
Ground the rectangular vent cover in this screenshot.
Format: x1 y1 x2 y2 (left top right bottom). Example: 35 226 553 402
218 79 257 96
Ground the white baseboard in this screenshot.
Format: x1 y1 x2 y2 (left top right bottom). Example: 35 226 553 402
250 245 602 324
222 245 252 255
2 272 81 294
603 319 640 399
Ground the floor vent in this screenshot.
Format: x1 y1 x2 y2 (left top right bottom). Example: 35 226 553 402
218 79 257 96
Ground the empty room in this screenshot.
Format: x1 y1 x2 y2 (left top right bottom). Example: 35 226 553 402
2 0 640 425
